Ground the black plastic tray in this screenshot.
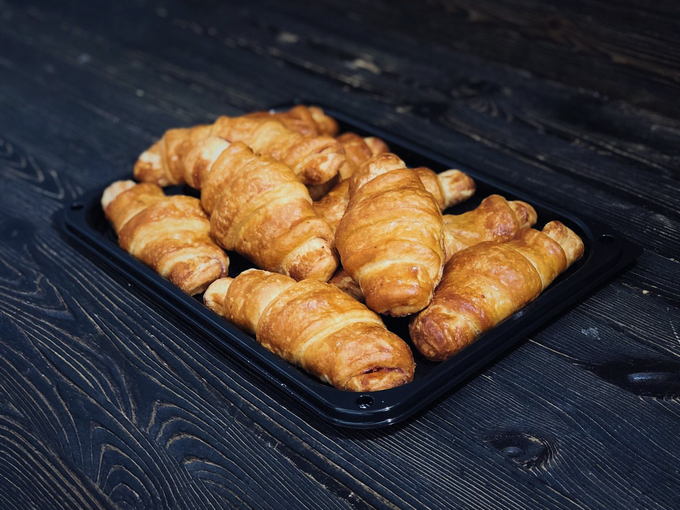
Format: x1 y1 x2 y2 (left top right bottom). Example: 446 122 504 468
58 105 641 428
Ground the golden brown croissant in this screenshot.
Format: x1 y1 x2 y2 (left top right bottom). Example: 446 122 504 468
410 221 584 360
204 269 415 391
314 167 475 235
211 116 347 186
134 124 212 186
183 137 337 281
134 110 347 188
331 194 535 302
244 105 339 137
101 180 229 295
336 153 446 316
442 194 537 259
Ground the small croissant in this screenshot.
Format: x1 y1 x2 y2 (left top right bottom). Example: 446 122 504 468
442 194 537 259
205 269 415 391
185 137 338 281
134 106 347 188
101 180 228 295
335 132 390 179
410 221 584 360
336 153 446 316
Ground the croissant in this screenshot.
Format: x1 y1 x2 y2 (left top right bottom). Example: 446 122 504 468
134 109 347 188
331 194 536 301
101 180 228 295
134 124 211 186
314 166 475 235
204 269 415 391
183 136 337 281
244 105 339 137
410 221 584 361
336 153 446 316
442 194 537 259
212 116 347 186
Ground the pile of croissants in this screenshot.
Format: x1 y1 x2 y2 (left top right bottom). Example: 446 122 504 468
101 105 584 393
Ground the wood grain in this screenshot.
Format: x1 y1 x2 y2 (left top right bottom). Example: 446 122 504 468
0 0 679 508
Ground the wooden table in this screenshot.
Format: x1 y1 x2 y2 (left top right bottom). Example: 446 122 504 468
1 1 679 508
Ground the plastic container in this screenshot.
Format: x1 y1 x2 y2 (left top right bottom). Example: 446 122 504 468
59 105 641 428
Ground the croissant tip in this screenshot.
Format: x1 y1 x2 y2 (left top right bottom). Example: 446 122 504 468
101 180 136 210
509 200 538 228
204 277 233 314
437 169 476 209
284 238 337 282
410 312 462 361
542 221 585 265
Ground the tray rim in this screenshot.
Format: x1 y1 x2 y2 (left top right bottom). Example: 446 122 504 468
57 104 642 428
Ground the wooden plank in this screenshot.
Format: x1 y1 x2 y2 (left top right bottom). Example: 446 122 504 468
271 0 680 118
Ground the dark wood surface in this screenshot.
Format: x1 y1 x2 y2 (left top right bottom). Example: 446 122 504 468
1 1 679 508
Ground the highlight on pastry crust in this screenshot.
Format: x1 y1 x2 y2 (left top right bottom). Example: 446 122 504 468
336 153 446 316
101 180 229 295
133 107 347 188
409 221 584 361
204 269 415 392
184 137 338 281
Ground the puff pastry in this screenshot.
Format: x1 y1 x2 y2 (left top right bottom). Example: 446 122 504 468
442 194 537 259
335 153 446 316
184 137 337 281
212 115 347 186
204 269 415 391
306 131 392 200
410 221 584 360
134 110 347 188
101 180 228 295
